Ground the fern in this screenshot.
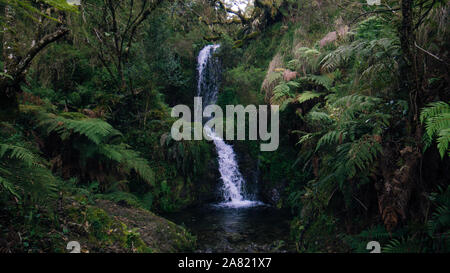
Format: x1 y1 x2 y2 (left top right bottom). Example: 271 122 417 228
427 205 450 237
289 47 321 72
0 176 20 199
296 91 323 104
299 74 333 90
118 145 155 186
0 140 58 204
38 112 121 144
420 101 450 158
306 111 333 123
383 237 422 253
96 143 156 186
320 41 364 72
340 136 382 178
315 130 344 152
0 143 42 168
271 80 299 106
37 112 154 187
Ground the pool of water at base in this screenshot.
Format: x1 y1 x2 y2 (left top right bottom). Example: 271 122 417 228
163 204 296 253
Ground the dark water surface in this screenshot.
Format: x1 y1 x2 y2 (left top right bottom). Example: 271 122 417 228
164 204 296 253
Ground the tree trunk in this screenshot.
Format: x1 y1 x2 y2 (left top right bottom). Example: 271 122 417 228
377 0 423 232
1 4 20 120
0 5 69 121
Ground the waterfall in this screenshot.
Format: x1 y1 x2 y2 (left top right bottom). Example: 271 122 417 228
197 45 261 208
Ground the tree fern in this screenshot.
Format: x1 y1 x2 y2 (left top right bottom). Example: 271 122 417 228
296 91 323 104
299 74 333 91
270 80 299 106
289 47 321 72
38 112 121 144
36 112 154 187
306 111 333 123
339 136 382 178
320 41 365 72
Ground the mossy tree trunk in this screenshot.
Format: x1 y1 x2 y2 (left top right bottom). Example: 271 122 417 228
0 4 69 121
377 0 426 232
1 4 20 120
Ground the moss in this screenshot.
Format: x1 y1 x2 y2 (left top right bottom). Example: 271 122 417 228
95 191 143 208
124 228 153 253
164 221 197 251
62 199 154 253
297 214 345 253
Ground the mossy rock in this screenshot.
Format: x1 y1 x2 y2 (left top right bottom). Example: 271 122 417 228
60 197 195 253
94 200 196 252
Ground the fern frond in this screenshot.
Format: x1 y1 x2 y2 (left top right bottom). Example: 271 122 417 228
270 81 298 105
38 112 122 144
306 111 333 123
320 41 366 72
420 101 450 123
0 144 42 167
383 237 422 253
299 74 333 90
296 91 323 104
266 71 283 86
427 204 450 237
0 147 58 204
338 135 381 178
420 101 450 158
315 130 344 152
99 144 155 186
0 176 20 199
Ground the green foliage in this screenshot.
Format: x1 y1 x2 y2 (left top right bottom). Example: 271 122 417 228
95 191 143 208
2 0 449 254
296 91 323 104
342 225 391 253
1 0 77 22
219 65 265 106
299 74 333 91
420 101 450 158
38 112 120 144
271 80 299 108
427 186 450 239
0 127 58 205
37 112 155 186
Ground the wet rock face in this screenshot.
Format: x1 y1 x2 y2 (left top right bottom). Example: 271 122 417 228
258 165 289 207
268 188 281 205
230 141 288 206
168 143 221 210
193 152 222 204
260 183 286 207
231 141 260 200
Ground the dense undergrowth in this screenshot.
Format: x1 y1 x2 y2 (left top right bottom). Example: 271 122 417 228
0 0 449 252
216 0 449 252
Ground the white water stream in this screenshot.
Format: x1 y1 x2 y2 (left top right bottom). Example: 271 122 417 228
196 45 261 208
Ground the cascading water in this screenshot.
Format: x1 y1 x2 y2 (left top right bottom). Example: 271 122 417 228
197 45 261 208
